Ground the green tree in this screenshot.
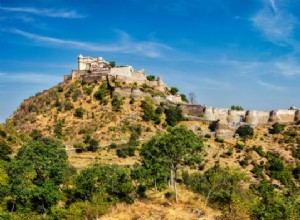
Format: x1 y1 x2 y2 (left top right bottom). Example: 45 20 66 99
54 121 63 139
111 96 123 112
146 75 156 81
74 107 84 118
72 164 133 204
180 94 188 102
164 106 183 126
109 61 116 68
93 82 110 104
170 87 179 95
230 105 244 111
269 122 285 134
0 140 12 161
6 138 68 214
236 125 254 141
140 126 203 202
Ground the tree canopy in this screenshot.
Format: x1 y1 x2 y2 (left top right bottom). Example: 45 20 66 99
140 126 203 202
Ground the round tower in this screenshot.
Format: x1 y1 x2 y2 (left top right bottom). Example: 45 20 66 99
78 54 83 70
269 110 280 123
295 110 300 122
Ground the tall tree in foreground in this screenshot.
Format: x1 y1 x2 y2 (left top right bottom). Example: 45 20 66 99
6 137 68 214
141 126 203 202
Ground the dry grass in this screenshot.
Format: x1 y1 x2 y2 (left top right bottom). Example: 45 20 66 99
101 186 220 220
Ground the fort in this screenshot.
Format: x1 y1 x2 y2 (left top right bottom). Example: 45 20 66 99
64 55 299 138
65 54 182 103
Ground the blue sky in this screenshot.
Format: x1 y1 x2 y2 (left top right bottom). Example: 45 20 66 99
1 0 300 122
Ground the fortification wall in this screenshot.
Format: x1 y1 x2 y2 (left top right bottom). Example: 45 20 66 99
179 104 205 116
166 95 182 103
112 87 152 100
269 110 296 123
227 110 246 123
179 104 300 126
245 110 270 125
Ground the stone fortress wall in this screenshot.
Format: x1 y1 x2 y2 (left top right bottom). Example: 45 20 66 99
180 104 300 138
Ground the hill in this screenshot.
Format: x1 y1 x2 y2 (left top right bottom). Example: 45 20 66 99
1 56 300 219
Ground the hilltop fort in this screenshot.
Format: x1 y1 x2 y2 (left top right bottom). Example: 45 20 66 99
65 54 182 103
19 55 299 140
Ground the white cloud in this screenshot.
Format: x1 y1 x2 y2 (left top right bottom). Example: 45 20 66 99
6 29 172 58
221 56 300 78
269 0 277 13
257 80 284 90
0 6 84 18
251 0 297 47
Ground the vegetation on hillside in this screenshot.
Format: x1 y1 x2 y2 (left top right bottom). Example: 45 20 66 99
2 78 300 219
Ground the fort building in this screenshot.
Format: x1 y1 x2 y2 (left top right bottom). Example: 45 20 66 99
66 54 182 103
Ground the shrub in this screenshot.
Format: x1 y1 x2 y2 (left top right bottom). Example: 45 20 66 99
164 106 183 126
215 137 224 143
230 105 244 111
74 142 85 153
0 140 12 161
170 87 179 95
146 75 156 81
180 94 188 102
129 98 135 104
164 191 174 199
204 134 211 139
64 101 74 111
109 143 117 149
28 104 37 112
72 89 81 102
57 86 64 92
54 121 63 139
116 147 135 158
111 96 123 112
74 107 84 118
109 61 116 67
292 165 300 180
93 82 110 104
235 143 244 150
253 145 265 157
209 121 218 132
141 98 155 121
292 148 300 159
84 86 93 95
0 130 6 138
269 122 285 134
236 125 254 140
87 139 98 152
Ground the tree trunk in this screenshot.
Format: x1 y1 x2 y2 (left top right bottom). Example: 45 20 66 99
205 190 212 205
174 178 178 203
154 178 157 191
173 168 178 203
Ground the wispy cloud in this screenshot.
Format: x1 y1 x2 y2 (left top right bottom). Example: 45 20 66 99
269 0 277 13
251 0 298 47
0 72 61 84
257 80 284 90
0 6 84 18
6 29 172 58
222 56 300 78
